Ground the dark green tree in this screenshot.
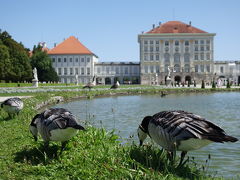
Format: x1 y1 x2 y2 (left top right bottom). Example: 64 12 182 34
212 81 216 88
201 80 205 89
226 78 231 88
0 30 32 82
0 43 11 81
30 46 59 82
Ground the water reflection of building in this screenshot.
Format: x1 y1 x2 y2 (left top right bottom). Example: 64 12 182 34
138 21 216 85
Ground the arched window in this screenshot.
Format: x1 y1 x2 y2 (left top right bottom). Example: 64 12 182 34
164 53 170 63
174 53 180 63
184 53 190 62
174 64 180 72
184 64 190 72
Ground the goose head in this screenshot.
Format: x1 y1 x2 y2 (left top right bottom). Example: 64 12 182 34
137 116 152 146
29 114 41 141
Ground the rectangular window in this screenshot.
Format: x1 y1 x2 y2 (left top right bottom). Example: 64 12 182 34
194 54 198 60
185 41 189 46
64 68 67 75
200 65 204 72
156 46 159 51
150 54 154 61
200 40 204 44
81 58 84 62
81 68 84 75
150 66 154 73
58 58 61 62
150 40 153 44
116 67 119 74
165 41 169 46
156 66 160 73
200 46 204 51
69 58 72 62
195 46 198 51
156 54 159 61
75 58 78 62
58 68 61 75
220 66 224 73
206 40 210 44
124 67 128 74
206 53 210 60
206 46 210 51
52 58 55 62
175 41 179 46
87 68 90 75
156 40 159 44
144 55 147 61
106 67 110 74
206 65 210 72
64 58 67 63
150 46 153 52
144 40 148 44
87 58 90 62
75 68 78 75
144 46 148 52
97 67 101 74
144 66 148 73
195 65 198 72
70 68 73 75
200 53 204 60
195 40 198 44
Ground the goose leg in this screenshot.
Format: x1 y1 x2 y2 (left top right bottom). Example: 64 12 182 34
61 141 68 151
179 151 187 166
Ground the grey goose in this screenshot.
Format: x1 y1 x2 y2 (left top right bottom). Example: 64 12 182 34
30 108 85 149
1 97 24 117
138 110 238 165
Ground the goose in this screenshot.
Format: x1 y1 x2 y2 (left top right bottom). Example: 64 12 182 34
29 108 85 149
110 81 120 89
137 110 238 165
161 91 167 97
83 76 96 90
1 97 24 117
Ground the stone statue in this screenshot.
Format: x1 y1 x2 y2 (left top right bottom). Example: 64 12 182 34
33 67 38 80
75 74 78 85
167 66 171 78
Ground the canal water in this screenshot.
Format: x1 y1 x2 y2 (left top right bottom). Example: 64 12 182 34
53 92 240 178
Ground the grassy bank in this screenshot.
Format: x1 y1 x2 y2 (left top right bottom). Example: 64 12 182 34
0 87 235 179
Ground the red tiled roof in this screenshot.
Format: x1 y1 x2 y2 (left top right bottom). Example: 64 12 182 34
146 21 207 34
48 36 94 55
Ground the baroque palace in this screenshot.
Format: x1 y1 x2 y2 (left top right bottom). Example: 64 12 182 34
47 21 240 85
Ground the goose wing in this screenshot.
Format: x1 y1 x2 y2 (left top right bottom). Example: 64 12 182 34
151 110 230 142
43 108 84 130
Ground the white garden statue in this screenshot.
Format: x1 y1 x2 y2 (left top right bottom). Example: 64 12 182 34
33 67 38 81
32 67 39 87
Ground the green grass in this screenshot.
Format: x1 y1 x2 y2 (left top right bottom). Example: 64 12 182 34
0 87 235 179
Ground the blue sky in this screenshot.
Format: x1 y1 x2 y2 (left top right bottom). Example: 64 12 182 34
1 0 240 62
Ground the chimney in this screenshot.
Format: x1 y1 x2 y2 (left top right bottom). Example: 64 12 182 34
189 21 192 26
159 21 161 26
152 24 155 29
54 43 57 47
